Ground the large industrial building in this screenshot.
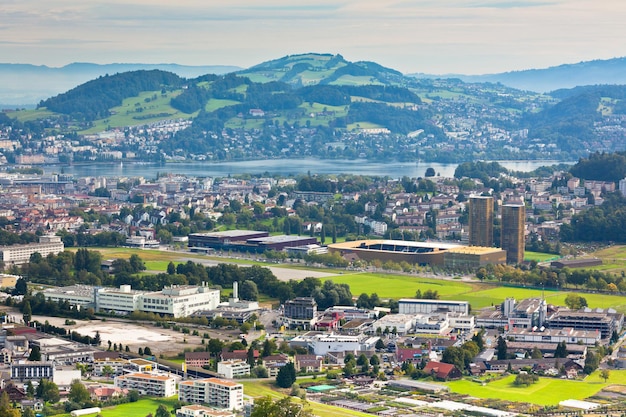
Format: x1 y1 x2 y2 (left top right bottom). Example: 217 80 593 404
188 230 317 253
468 195 494 247
399 299 469 315
501 203 526 264
443 246 507 268
41 283 221 318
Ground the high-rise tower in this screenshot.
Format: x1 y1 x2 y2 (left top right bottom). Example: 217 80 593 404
468 195 494 247
501 203 526 264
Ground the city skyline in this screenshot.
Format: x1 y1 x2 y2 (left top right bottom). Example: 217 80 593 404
1 0 625 75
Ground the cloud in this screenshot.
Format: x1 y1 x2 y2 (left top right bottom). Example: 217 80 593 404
1 0 624 74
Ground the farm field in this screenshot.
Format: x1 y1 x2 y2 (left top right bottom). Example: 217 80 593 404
444 370 626 406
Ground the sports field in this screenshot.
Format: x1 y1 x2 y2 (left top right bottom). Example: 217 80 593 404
444 370 626 406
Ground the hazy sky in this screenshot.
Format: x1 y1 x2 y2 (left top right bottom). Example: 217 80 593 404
2 0 625 74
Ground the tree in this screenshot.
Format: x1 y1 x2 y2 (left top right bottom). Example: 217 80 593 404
26 381 35 398
496 336 508 360
276 362 296 389
208 338 224 358
129 254 146 273
564 294 588 310
144 347 152 356
471 330 485 352
0 391 19 417
155 404 170 417
425 167 436 177
240 280 259 301
128 390 140 402
13 277 28 296
28 345 41 361
22 300 32 324
600 369 610 382
102 365 114 379
530 346 543 359
69 380 90 404
37 379 60 403
250 396 314 417
555 341 568 358
167 262 176 275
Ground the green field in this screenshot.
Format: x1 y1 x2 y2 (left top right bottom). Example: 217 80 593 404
11 108 58 122
322 272 626 313
241 380 371 416
57 397 178 417
205 98 240 112
444 371 626 406
81 90 195 134
524 251 560 262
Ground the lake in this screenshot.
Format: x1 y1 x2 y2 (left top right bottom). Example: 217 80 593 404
49 158 570 179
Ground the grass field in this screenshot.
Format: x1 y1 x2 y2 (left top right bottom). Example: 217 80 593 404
587 245 626 274
322 272 626 313
241 380 372 416
524 251 561 262
444 371 626 406
11 108 58 122
81 90 196 134
56 397 179 417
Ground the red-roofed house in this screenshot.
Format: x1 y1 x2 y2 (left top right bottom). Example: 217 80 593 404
423 361 462 380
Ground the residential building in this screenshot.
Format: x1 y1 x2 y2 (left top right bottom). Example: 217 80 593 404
217 360 250 379
114 373 177 397
468 195 493 247
185 351 211 369
178 378 244 411
283 297 317 329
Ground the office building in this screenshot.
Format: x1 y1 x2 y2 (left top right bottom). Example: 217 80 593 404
501 203 526 264
468 196 493 247
0 235 64 265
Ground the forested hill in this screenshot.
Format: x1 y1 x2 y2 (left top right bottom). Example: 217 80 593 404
39 70 184 121
569 152 626 182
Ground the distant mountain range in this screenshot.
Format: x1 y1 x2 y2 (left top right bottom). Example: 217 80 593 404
408 57 626 93
0 63 242 107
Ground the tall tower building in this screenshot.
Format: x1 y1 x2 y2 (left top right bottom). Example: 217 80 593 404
501 203 526 264
468 195 494 247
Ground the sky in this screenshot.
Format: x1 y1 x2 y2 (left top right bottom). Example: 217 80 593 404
1 0 625 75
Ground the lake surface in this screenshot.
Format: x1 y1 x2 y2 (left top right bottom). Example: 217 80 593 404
49 158 570 179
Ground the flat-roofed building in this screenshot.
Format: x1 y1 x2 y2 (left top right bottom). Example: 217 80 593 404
188 230 269 251
443 246 506 269
501 203 526 264
10 361 53 382
399 299 469 315
506 327 601 345
97 285 143 313
0 235 64 265
328 240 461 266
283 297 317 329
114 372 177 397
468 196 493 247
41 285 96 309
93 357 128 377
217 360 250 379
545 309 623 339
141 284 220 318
176 405 235 417
179 378 244 411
